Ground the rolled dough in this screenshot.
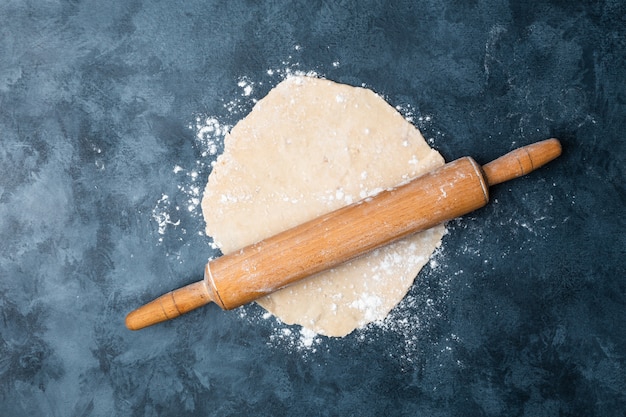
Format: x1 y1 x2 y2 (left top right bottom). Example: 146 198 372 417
201 76 445 337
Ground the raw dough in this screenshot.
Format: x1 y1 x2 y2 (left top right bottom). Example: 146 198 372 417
201 76 445 337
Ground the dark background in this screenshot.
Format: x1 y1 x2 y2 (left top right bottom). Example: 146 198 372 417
1 1 625 416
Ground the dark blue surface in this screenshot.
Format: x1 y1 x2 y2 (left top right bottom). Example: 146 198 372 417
1 1 625 416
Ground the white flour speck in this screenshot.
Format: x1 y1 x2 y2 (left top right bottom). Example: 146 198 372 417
350 293 383 322
299 328 318 348
152 194 181 238
238 78 254 96
195 117 230 157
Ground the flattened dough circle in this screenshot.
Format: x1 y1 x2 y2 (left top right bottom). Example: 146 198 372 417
201 76 445 337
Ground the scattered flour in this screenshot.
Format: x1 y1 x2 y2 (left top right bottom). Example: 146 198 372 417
150 115 232 257
152 194 180 240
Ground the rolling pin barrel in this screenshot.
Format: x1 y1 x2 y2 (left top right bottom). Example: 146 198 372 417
125 138 561 330
206 156 489 309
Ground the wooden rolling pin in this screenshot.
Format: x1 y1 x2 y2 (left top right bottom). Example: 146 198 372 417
126 138 561 330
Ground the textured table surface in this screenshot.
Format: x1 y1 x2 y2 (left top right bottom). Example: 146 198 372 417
1 1 625 416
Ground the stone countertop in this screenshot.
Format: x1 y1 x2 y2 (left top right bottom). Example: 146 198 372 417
1 1 624 416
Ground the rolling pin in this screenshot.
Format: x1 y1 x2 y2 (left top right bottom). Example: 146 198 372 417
126 138 562 330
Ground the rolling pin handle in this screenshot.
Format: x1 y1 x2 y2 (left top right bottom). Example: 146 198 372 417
482 138 562 186
125 280 212 330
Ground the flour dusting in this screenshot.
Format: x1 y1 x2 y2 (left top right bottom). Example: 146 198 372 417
152 194 180 241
